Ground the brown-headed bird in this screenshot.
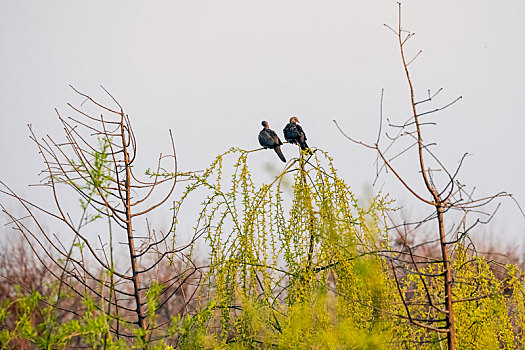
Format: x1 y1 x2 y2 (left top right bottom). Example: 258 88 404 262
258 121 286 162
283 116 311 154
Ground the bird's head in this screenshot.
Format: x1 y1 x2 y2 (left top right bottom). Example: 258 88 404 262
261 121 269 128
290 116 299 123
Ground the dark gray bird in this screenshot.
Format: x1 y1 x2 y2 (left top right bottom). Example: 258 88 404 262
283 116 311 154
259 121 286 162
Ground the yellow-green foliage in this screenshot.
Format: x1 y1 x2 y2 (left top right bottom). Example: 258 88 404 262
392 245 525 350
0 288 129 349
453 247 517 349
173 148 410 348
3 148 525 349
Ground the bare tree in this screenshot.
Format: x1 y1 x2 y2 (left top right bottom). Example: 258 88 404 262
334 4 520 349
0 86 203 346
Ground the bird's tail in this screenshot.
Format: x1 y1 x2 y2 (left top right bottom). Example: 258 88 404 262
274 146 287 162
300 141 313 155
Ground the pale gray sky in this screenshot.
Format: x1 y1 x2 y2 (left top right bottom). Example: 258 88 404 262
1 1 524 251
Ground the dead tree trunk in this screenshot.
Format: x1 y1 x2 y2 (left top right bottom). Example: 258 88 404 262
120 117 146 331
437 205 456 349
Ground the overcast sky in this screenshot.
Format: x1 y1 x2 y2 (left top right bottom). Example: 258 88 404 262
1 1 524 252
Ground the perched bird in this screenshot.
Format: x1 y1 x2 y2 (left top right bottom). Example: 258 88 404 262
283 116 311 154
258 121 286 162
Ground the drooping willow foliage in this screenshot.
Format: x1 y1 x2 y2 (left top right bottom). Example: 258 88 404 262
170 147 411 348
